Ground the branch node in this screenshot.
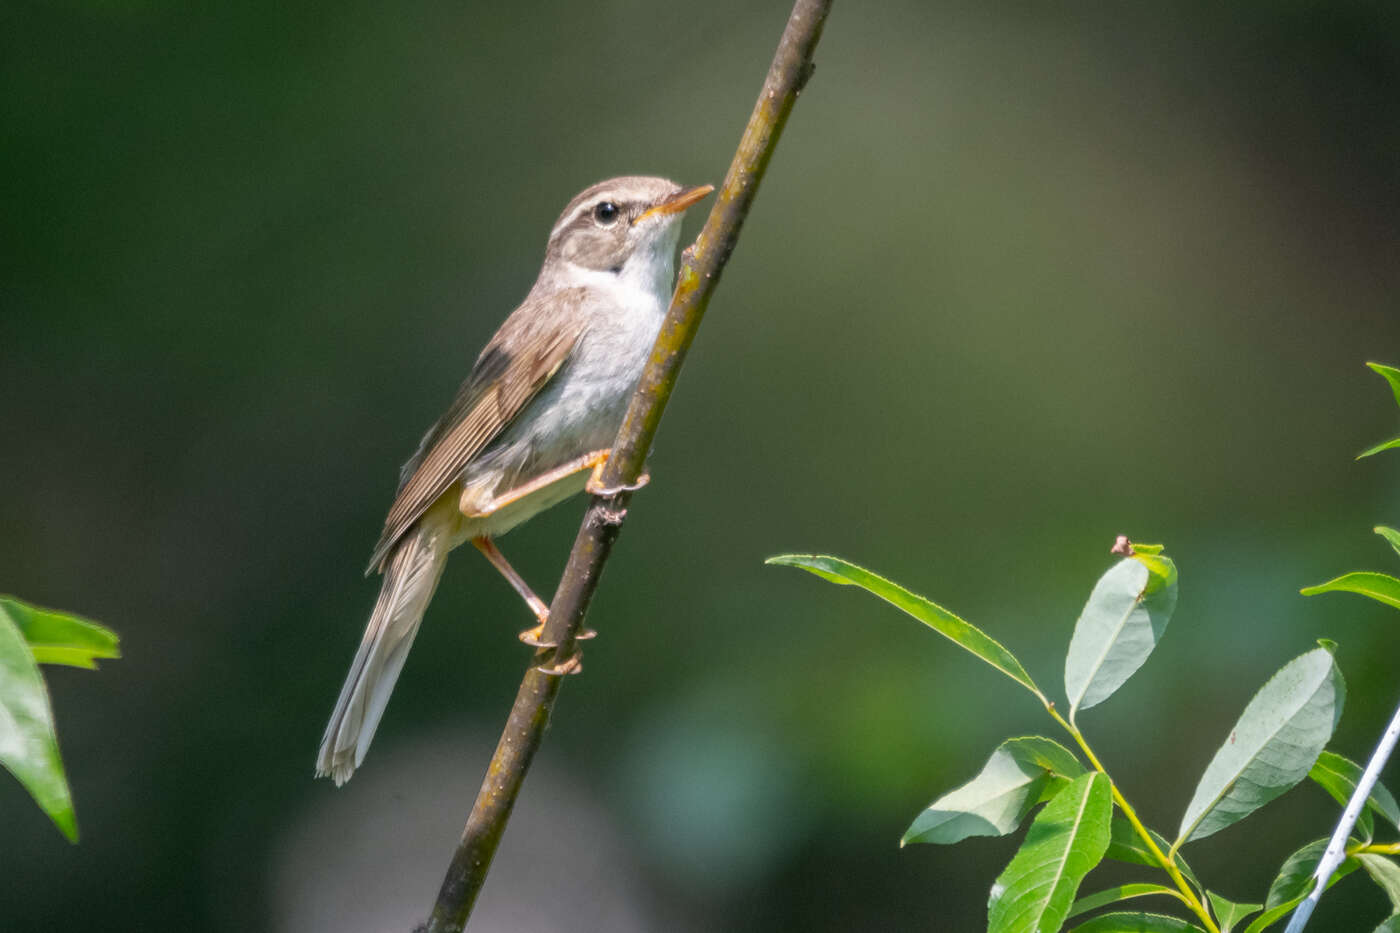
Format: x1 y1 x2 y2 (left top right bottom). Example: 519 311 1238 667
596 506 629 526
797 59 816 93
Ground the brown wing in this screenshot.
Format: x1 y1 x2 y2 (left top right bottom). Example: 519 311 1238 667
365 289 588 573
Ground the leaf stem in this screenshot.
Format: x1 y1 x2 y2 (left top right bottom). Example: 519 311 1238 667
1045 703 1222 933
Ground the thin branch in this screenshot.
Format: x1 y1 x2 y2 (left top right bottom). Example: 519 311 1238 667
1283 695 1400 933
418 2 833 930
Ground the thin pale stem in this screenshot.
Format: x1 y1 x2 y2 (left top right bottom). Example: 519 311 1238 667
1046 704 1222 933
418 3 833 931
1283 694 1400 933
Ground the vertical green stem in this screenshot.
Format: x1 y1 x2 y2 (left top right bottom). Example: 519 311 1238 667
1047 705 1221 933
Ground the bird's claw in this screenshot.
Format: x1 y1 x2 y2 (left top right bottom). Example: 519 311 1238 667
519 624 596 648
518 624 552 647
535 652 583 676
586 469 650 497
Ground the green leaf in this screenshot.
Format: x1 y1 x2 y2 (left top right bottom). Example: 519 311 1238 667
1373 915 1400 933
0 597 119 669
1065 555 1177 716
1176 646 1345 846
988 771 1112 933
1367 362 1400 409
767 554 1043 698
1353 363 1400 458
1301 572 1400 611
1358 853 1400 913
1207 891 1262 933
1377 527 1400 562
1310 750 1400 831
1242 899 1306 933
1068 884 1183 921
0 603 77 841
1069 912 1206 932
1105 818 1202 892
903 736 1083 846
1361 437 1400 458
1265 837 1360 909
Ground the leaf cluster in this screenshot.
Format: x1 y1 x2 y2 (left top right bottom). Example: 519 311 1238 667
769 541 1400 932
768 362 1400 933
0 596 119 842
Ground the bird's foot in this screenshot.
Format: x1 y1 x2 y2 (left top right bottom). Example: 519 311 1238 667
535 652 584 676
518 622 551 647
585 462 650 497
518 622 596 647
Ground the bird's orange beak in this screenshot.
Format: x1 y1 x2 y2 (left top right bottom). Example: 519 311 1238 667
635 184 714 223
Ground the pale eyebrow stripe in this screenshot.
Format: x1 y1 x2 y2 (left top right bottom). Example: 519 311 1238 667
549 203 594 241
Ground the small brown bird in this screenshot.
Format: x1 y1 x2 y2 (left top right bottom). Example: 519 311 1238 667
316 176 712 784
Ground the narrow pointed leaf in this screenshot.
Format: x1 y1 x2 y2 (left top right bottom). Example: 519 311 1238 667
1367 362 1400 409
0 604 77 841
1359 438 1400 459
1309 750 1400 830
1358 853 1400 913
1206 892 1262 933
1241 899 1304 933
768 554 1043 698
1377 527 1400 562
1301 572 1400 611
1264 837 1360 909
1068 884 1183 920
0 597 119 669
988 771 1111 933
903 737 1083 846
1176 647 1345 846
1105 818 1202 891
1065 554 1177 716
1070 912 1206 932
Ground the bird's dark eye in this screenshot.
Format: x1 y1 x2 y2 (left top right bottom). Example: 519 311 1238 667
592 201 620 225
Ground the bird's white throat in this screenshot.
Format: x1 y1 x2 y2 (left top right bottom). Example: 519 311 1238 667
560 219 681 314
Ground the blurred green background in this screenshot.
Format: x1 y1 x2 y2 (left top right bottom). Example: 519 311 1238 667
4 0 1400 930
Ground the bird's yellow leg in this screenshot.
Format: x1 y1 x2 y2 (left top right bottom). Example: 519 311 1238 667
470 536 598 649
460 449 611 519
472 536 547 621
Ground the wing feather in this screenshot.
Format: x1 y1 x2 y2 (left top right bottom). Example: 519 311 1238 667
366 289 587 572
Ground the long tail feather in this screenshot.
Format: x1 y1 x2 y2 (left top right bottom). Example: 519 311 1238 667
316 514 451 785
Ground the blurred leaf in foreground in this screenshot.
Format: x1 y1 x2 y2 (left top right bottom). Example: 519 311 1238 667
1 597 120 669
0 596 120 842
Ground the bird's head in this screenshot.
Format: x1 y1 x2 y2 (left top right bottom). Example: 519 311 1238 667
543 176 713 286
